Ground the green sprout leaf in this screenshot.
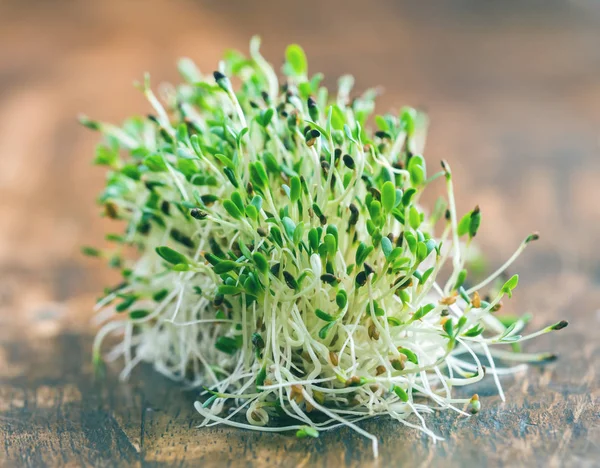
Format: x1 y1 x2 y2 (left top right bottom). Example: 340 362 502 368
285 44 308 76
318 322 335 340
336 290 348 309
501 274 519 298
256 365 267 390
392 385 409 402
397 347 418 365
217 285 243 295
81 246 101 257
463 324 484 337
252 252 269 274
155 246 190 266
296 426 319 439
469 206 481 238
457 213 471 237
409 206 421 230
213 260 240 274
223 199 243 220
412 304 436 321
215 336 239 355
315 309 336 322
454 269 467 290
381 236 393 259
129 309 149 320
290 176 301 203
356 242 373 266
381 181 396 213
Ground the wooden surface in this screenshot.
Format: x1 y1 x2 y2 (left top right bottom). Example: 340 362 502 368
1 1 600 466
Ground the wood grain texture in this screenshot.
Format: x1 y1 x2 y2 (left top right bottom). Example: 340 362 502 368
0 1 599 466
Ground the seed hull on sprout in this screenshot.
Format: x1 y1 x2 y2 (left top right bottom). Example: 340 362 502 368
82 38 567 457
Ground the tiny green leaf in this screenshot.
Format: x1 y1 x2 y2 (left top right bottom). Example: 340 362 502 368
381 181 396 213
409 206 421 230
443 318 454 337
249 162 269 189
116 295 137 312
501 274 519 298
290 176 301 203
245 204 258 221
256 365 267 390
213 260 240 274
258 108 274 128
469 206 481 238
330 105 346 131
324 233 337 257
156 246 190 266
215 336 239 354
285 44 308 76
217 285 243 295
401 188 416 207
81 246 101 257
381 236 393 259
454 269 468 290
463 324 484 337
252 252 269 274
315 309 336 322
416 242 428 262
457 213 471 237
282 217 296 239
356 242 373 266
336 290 347 309
398 348 418 365
129 309 149 320
223 199 243 219
231 191 245 213
392 385 409 402
296 426 319 439
412 303 435 321
318 321 335 340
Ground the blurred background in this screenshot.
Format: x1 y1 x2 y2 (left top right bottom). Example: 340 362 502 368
1 0 599 465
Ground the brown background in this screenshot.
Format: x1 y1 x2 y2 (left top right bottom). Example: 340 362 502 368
0 1 599 466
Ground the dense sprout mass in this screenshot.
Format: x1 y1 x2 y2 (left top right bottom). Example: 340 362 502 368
83 38 567 456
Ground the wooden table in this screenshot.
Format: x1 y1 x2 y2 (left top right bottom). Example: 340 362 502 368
1 1 599 466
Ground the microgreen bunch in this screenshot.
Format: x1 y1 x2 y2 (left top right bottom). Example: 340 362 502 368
82 38 567 457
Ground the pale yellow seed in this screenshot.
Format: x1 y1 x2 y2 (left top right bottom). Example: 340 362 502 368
472 291 481 308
